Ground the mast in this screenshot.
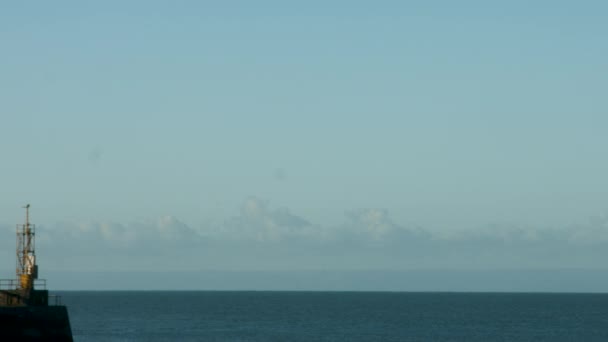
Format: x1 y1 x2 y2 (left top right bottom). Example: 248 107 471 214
16 204 38 291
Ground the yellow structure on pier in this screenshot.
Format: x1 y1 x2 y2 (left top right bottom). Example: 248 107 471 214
0 205 73 340
17 204 38 290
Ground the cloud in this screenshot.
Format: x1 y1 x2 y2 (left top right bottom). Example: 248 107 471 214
37 215 201 253
564 215 608 244
217 197 315 242
4 198 608 272
345 208 397 237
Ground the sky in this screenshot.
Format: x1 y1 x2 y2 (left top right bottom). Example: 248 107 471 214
1 1 608 289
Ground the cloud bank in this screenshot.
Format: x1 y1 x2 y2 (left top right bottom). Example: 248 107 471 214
215 197 315 242
2 197 608 272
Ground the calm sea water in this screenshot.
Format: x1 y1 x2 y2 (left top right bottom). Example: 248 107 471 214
59 291 608 341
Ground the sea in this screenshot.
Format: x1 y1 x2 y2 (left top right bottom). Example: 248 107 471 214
60 291 608 341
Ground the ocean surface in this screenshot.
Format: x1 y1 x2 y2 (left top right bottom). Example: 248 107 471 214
60 291 608 341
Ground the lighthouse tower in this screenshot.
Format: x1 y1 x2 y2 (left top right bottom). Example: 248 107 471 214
0 204 47 305
0 204 73 341
17 204 38 291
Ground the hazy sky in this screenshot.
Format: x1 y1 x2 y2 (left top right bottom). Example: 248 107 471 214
1 2 608 279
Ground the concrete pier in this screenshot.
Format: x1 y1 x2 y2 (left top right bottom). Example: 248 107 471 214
0 305 72 341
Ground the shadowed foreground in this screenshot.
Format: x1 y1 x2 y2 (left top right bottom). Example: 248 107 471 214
0 306 72 341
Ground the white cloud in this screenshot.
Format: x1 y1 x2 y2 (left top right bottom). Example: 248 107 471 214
343 208 399 239
217 197 315 242
564 215 608 244
37 215 200 252
4 198 608 272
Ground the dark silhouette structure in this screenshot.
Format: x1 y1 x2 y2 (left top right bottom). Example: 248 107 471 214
0 205 72 341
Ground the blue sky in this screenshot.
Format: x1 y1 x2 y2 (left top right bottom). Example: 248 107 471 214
1 2 608 279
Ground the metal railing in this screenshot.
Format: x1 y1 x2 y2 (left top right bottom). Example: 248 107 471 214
0 279 47 290
34 279 47 290
0 279 19 290
1 279 63 306
49 294 62 306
